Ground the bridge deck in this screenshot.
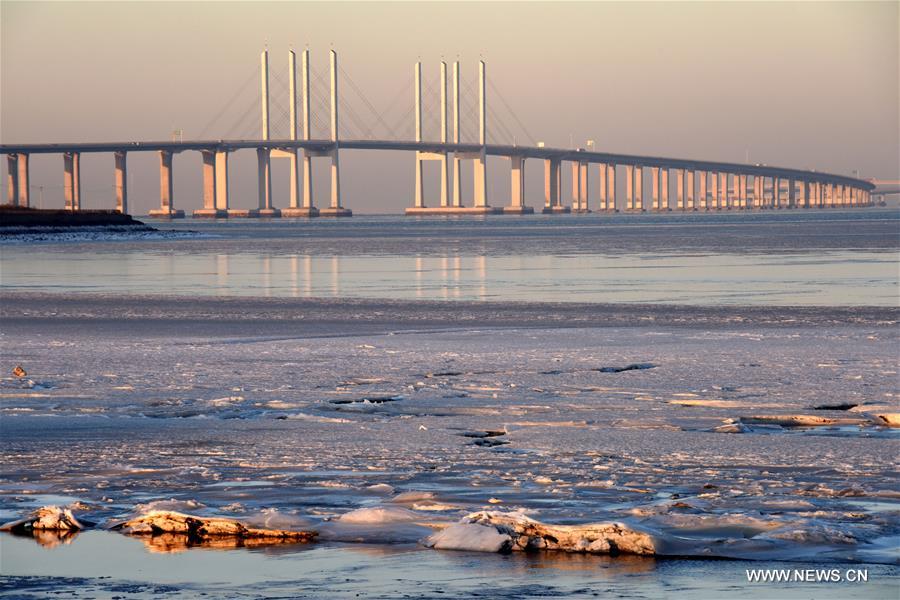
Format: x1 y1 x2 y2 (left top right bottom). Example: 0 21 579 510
0 139 875 188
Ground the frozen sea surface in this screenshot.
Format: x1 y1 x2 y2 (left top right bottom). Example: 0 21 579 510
1 295 897 578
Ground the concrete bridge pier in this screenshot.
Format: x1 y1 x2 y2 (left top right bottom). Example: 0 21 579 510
634 166 644 211
6 154 17 205
739 174 748 208
299 145 347 215
697 171 707 210
439 153 450 208
287 155 319 217
718 172 727 210
215 152 229 213
578 161 589 212
571 161 580 210
625 165 644 212
676 169 685 210
712 172 722 209
660 168 668 210
686 170 695 210
472 149 488 209
788 179 797 208
570 161 589 212
193 150 226 218
728 174 738 209
14 153 29 207
451 155 463 208
320 149 351 216
64 152 81 211
597 163 616 211
543 157 566 213
114 151 128 214
149 150 184 218
503 155 533 214
286 147 301 213
255 147 279 217
625 165 634 211
598 163 608 210
607 164 617 211
718 173 727 209
651 167 660 211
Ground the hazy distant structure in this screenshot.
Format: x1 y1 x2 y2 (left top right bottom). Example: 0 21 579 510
0 48 877 217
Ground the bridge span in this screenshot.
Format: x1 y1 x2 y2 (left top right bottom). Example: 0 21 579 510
0 49 876 217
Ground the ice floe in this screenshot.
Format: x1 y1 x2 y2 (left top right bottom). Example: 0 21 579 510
110 510 316 544
0 505 86 532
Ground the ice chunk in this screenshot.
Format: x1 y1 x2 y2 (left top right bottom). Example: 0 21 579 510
739 415 865 427
457 511 657 556
0 505 86 532
110 510 316 542
425 523 512 552
337 506 421 524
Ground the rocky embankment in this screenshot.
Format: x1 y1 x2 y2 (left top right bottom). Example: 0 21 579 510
0 206 154 232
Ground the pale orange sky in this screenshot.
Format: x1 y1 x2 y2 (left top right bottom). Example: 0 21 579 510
2 1 897 214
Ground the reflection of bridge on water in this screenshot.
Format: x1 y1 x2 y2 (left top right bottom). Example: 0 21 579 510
208 253 485 300
1 49 876 217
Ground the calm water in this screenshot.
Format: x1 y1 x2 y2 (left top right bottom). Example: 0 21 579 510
2 532 896 599
1 209 897 306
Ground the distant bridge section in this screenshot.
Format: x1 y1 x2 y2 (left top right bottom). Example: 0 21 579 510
0 49 877 217
869 180 899 202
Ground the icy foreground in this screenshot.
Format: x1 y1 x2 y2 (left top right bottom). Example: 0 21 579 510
0 293 898 565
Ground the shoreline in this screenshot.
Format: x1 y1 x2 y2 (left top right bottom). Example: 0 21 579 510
0 207 151 230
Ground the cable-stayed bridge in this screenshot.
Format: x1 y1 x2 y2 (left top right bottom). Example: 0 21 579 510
0 49 876 217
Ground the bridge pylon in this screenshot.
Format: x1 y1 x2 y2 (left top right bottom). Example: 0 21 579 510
407 59 504 215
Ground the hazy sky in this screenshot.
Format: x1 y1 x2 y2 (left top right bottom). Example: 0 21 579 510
2 1 897 214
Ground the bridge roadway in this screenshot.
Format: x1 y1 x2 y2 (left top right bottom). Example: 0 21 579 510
0 138 877 217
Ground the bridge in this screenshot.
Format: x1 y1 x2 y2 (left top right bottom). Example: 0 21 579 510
0 49 876 218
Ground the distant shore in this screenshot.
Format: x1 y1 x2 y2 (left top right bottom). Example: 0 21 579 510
0 206 153 231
